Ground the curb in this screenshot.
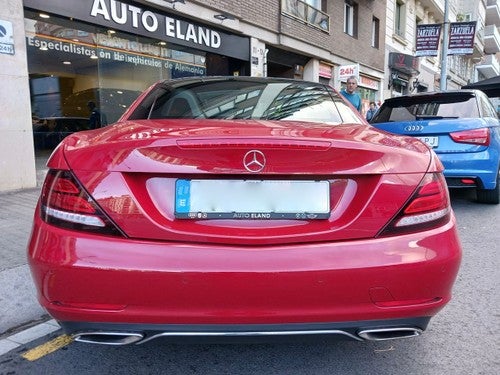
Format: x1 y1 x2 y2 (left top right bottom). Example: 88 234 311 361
0 319 61 356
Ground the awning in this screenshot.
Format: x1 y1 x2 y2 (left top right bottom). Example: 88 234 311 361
462 76 500 97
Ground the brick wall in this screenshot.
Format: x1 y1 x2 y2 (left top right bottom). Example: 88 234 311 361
327 0 387 71
189 0 280 31
186 0 387 71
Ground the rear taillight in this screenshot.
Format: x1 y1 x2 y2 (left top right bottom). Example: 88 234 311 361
450 128 490 145
40 170 123 236
378 173 451 236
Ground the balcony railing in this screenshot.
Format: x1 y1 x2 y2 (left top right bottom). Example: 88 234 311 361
484 24 500 53
486 0 500 26
281 0 330 32
476 53 500 78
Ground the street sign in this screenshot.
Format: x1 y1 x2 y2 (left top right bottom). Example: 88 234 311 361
0 19 14 55
338 64 359 81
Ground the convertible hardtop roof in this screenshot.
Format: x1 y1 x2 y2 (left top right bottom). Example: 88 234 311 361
158 76 327 88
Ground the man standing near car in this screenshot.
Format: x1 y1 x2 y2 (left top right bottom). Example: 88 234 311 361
340 76 362 113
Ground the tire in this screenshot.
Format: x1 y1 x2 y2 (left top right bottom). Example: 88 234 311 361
476 170 500 204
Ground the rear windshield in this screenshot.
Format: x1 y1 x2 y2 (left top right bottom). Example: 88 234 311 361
128 79 363 125
371 93 480 123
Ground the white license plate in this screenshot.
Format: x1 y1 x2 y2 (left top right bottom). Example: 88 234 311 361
416 136 439 148
175 179 330 219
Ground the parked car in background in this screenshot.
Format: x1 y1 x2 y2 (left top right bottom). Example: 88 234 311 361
32 116 89 150
28 77 461 346
370 90 500 204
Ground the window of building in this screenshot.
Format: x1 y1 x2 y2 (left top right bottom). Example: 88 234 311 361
371 17 380 48
305 0 321 9
463 13 472 22
395 0 406 38
281 0 330 31
344 1 358 38
450 55 472 82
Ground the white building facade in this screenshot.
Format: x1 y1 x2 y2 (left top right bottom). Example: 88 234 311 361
384 0 499 98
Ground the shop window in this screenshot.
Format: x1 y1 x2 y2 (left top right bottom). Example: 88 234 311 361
392 81 407 96
24 10 211 150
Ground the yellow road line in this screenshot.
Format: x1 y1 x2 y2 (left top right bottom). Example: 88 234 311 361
21 335 74 361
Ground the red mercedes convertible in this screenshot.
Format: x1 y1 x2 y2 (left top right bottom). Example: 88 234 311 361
28 77 462 345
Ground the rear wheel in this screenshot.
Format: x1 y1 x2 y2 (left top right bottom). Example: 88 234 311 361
476 170 500 204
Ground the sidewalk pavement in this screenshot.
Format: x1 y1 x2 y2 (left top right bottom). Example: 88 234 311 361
0 152 51 337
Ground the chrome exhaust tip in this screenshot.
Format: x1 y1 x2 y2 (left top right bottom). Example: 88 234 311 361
357 327 423 341
73 332 144 345
71 327 423 344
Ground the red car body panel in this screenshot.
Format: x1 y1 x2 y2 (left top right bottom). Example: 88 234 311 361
28 213 460 325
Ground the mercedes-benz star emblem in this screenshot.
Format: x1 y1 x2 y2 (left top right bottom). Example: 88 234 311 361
243 150 266 173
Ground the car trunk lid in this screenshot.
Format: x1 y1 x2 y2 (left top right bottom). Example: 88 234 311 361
59 119 433 245
373 118 491 153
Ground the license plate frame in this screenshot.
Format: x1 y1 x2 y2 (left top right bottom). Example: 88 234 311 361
175 179 330 220
416 136 439 148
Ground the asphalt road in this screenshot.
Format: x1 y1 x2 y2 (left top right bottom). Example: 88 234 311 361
0 189 498 375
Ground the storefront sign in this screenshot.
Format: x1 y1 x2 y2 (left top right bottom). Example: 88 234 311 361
360 76 378 90
24 0 249 60
415 24 441 57
319 62 333 79
338 64 359 81
250 38 266 77
0 19 15 55
89 3 221 48
448 21 476 55
388 52 419 75
26 33 206 75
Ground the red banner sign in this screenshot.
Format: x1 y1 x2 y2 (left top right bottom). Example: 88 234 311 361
448 21 476 55
415 24 441 57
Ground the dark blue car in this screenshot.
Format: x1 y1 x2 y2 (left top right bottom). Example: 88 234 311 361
370 90 500 204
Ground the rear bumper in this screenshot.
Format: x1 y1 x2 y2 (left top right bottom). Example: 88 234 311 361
438 150 499 189
63 317 431 345
27 215 462 332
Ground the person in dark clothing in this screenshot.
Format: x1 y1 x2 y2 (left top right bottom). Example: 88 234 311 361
87 101 102 129
365 101 378 122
